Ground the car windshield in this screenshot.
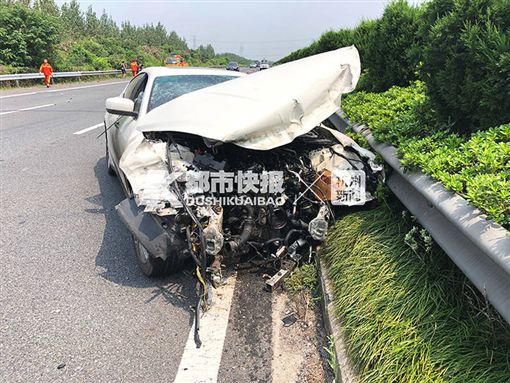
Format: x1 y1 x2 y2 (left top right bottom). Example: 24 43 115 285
229 62 237 66
148 74 237 112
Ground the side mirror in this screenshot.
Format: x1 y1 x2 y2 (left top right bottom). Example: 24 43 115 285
105 97 137 117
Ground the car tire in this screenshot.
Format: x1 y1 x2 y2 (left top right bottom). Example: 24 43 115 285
133 237 186 277
106 148 116 177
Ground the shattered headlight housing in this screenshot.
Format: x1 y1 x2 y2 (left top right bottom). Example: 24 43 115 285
308 205 328 241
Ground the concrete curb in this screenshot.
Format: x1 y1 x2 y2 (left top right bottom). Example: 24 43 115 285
318 258 358 383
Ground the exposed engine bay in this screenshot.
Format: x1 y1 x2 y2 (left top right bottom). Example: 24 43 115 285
116 123 383 346
145 124 381 257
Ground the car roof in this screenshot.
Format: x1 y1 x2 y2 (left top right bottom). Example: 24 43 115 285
142 66 245 78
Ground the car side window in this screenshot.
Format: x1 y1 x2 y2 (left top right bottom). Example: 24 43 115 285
123 74 148 102
133 90 145 114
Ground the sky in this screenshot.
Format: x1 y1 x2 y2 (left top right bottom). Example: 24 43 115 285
65 0 424 61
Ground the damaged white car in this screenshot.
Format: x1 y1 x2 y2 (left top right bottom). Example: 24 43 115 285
104 47 383 336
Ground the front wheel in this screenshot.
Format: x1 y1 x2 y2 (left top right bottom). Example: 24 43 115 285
107 153 116 176
106 139 116 176
133 238 186 277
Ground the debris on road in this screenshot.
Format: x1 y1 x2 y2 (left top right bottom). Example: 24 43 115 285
282 313 298 327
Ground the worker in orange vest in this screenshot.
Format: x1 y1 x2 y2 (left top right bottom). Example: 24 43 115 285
39 59 53 88
130 60 138 77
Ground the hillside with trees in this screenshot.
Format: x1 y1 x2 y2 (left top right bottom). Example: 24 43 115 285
0 0 250 73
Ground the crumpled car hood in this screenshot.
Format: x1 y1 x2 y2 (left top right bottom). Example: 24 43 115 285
136 46 361 150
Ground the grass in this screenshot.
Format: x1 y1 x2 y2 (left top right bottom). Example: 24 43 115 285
284 263 318 296
342 82 510 228
324 335 339 382
322 201 510 383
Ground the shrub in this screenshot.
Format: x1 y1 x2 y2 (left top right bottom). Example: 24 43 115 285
421 0 510 133
56 39 109 70
278 1 422 92
342 81 429 142
279 0 510 135
362 0 423 92
0 3 60 67
342 84 510 227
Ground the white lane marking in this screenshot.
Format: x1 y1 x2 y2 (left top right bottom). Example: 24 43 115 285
73 123 103 135
0 103 54 116
46 81 128 94
173 274 237 383
0 81 128 99
0 91 37 99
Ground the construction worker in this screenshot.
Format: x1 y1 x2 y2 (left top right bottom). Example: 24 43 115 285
130 59 138 77
39 59 53 88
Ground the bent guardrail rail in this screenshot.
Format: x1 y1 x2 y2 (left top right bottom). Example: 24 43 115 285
0 70 121 83
328 111 510 324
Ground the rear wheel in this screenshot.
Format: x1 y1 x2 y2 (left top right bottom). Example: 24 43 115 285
133 238 186 277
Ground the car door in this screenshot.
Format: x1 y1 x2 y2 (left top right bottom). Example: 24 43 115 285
107 73 148 171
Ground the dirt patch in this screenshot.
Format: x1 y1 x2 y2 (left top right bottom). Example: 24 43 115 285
271 291 333 383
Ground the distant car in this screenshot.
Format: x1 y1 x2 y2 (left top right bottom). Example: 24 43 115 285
259 60 270 70
226 62 240 71
249 62 258 69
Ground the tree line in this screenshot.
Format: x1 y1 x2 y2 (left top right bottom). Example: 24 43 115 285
0 0 249 72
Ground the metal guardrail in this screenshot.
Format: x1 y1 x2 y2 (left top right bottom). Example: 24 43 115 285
328 111 510 324
0 70 121 82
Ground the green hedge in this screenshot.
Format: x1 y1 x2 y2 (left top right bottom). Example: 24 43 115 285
278 0 510 134
278 1 423 93
361 1 423 92
421 0 510 133
342 83 510 228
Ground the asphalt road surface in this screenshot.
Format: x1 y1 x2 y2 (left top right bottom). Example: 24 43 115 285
0 78 326 382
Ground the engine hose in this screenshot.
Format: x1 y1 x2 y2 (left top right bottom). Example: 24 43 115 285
290 219 309 230
249 237 284 250
226 205 255 253
284 229 304 247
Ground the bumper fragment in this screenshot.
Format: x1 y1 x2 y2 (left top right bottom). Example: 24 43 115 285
115 198 170 259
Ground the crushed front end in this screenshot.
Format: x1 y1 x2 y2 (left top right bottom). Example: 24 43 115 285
115 124 383 345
